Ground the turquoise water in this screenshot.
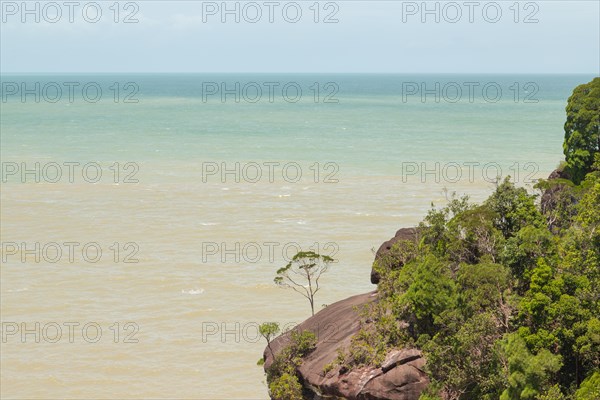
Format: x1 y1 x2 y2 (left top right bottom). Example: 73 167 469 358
1 74 597 399
1 74 593 172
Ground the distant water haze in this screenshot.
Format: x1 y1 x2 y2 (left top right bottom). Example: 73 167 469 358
0 74 595 398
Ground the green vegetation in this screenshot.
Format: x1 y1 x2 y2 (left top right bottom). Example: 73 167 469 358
275 251 335 316
361 176 599 398
333 78 600 399
264 329 317 400
258 322 280 360
563 77 600 184
575 372 600 399
259 78 599 400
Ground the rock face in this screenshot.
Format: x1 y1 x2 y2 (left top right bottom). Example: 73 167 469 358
540 169 575 230
263 291 429 400
547 168 570 181
371 228 420 284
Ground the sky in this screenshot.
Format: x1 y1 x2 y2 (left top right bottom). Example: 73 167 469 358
1 0 599 73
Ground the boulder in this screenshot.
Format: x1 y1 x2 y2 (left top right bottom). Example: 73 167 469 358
547 168 570 181
540 169 576 230
371 228 419 284
263 291 428 399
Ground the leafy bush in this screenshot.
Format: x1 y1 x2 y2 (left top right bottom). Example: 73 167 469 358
264 329 316 398
563 77 600 184
370 174 599 399
575 371 600 400
268 373 303 400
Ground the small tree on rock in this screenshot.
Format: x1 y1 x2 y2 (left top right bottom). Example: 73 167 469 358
259 322 280 360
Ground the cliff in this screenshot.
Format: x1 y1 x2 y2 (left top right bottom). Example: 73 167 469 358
263 229 428 400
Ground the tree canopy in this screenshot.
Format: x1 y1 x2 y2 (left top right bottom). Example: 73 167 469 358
262 78 600 400
275 251 335 316
346 78 600 399
563 77 600 184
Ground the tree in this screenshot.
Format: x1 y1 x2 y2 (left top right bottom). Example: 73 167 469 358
501 225 554 291
264 330 316 400
261 80 600 399
575 371 600 400
275 251 334 316
456 262 512 323
500 333 563 400
563 77 600 184
484 177 544 238
399 255 456 334
536 385 566 400
575 318 600 372
424 312 505 400
259 322 280 360
269 373 303 400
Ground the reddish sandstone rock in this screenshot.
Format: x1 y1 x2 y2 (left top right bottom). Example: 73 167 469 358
371 227 420 284
263 291 428 400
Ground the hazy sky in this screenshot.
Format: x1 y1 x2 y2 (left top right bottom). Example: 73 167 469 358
1 0 599 73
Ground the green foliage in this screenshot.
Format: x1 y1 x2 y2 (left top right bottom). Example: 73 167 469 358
418 381 444 400
485 177 544 238
456 261 512 318
399 255 456 334
368 173 598 398
259 322 280 339
501 225 555 289
289 329 317 359
577 180 600 228
419 194 473 258
374 239 419 297
264 329 316 399
322 361 335 374
500 334 563 400
575 318 600 371
536 177 579 232
268 373 303 400
345 329 387 367
575 371 600 400
259 322 280 359
335 300 407 371
275 251 335 316
563 77 600 184
445 205 504 265
536 385 566 400
264 81 600 400
424 312 506 399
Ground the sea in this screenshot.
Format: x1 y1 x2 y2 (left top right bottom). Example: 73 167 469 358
0 73 595 398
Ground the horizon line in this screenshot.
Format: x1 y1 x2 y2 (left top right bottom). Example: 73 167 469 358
1 71 598 75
